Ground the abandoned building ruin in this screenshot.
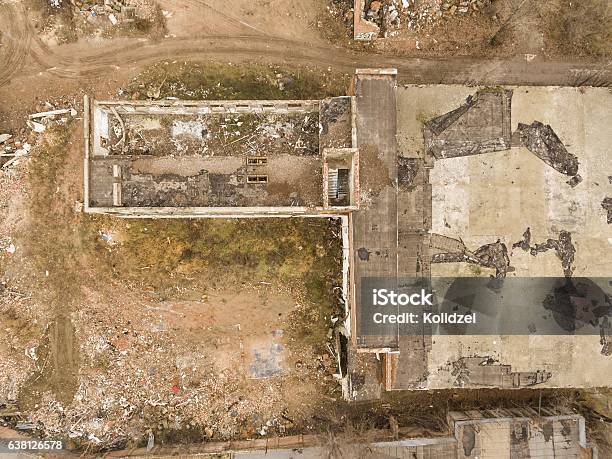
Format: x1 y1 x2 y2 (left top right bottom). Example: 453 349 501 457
208 410 596 458
84 69 611 402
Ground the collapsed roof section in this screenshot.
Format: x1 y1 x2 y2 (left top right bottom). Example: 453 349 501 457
423 89 581 181
424 89 513 159
84 98 360 216
517 121 580 176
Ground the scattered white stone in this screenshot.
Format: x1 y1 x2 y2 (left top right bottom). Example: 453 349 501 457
27 121 46 133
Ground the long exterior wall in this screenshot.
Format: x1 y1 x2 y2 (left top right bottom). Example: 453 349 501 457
84 206 350 218
93 98 321 114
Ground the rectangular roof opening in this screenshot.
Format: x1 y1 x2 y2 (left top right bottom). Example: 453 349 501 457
246 175 268 184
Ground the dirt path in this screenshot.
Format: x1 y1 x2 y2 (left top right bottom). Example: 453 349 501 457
0 2 32 86
0 2 610 98
48 315 79 405
157 0 316 39
7 32 612 86
1 33 609 91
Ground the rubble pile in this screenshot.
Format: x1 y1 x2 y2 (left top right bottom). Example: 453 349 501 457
432 239 513 278
105 111 319 159
0 287 37 405
363 0 492 36
14 282 337 450
69 0 155 25
439 0 491 17
0 102 77 170
0 133 32 171
0 147 47 424
517 121 579 176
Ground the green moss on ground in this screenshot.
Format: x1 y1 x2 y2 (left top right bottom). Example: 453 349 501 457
125 61 350 101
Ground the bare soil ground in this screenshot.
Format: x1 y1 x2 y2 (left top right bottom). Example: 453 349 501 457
157 0 323 42
326 0 612 59
0 63 350 450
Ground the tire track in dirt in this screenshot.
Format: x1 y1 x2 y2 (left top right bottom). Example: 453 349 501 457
0 3 32 86
1 3 611 91
0 2 82 83
50 315 79 404
187 0 270 36
5 32 612 89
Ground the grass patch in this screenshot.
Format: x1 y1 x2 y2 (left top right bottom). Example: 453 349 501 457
105 219 338 288
125 61 351 100
24 124 94 299
102 218 343 349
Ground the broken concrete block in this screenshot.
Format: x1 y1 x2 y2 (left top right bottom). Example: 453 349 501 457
27 120 46 133
0 134 12 144
29 108 71 119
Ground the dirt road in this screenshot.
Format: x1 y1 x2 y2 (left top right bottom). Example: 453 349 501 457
0 2 610 95
3 31 611 87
